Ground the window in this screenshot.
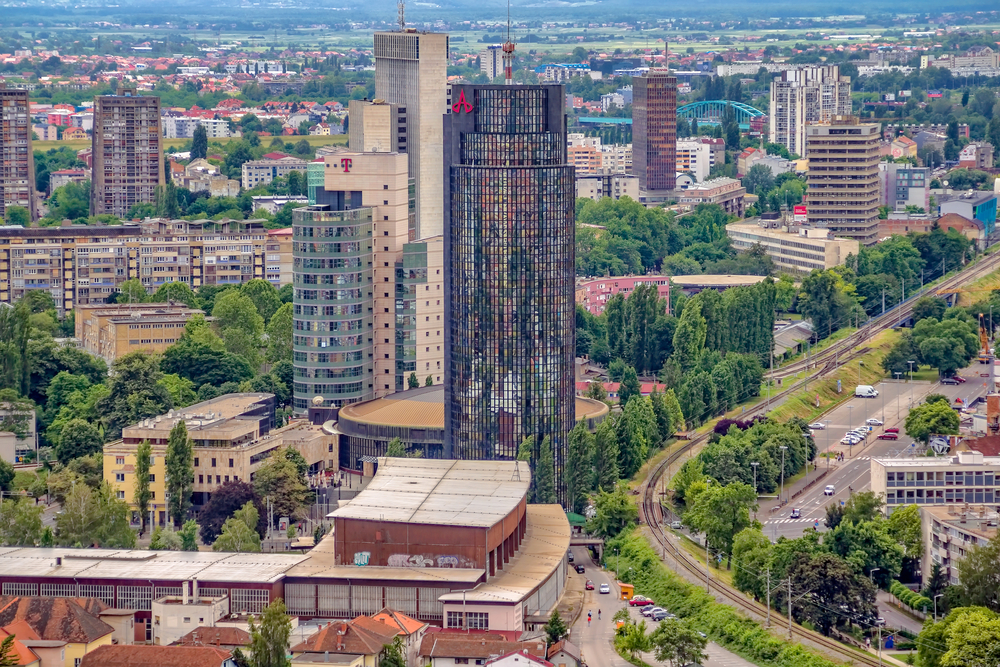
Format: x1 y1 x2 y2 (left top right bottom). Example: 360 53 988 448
229 458 234 467
116 473 125 482
148 474 155 482
467 612 489 630
447 611 464 628
116 457 125 465
198 475 204 484
194 457 199 467
183 617 191 624
455 660 469 665
212 458 217 467
74 660 81 667
151 492 155 499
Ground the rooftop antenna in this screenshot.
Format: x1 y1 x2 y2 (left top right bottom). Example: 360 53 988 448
397 0 405 31
502 0 515 84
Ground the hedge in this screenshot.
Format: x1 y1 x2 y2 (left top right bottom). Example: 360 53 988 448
889 580 931 613
605 530 843 667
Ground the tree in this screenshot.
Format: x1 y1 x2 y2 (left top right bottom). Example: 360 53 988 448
787 551 877 635
247 598 292 667
566 421 594 514
213 290 265 337
543 610 568 646
730 527 773 600
134 440 152 534
683 481 757 567
199 480 266 543
113 278 149 304
0 498 43 546
912 296 948 323
650 617 708 667
380 637 406 667
592 417 620 492
265 303 293 363
54 418 102 463
535 436 556 504
886 503 922 578
585 381 608 403
407 373 419 390
97 352 173 440
827 519 904 584
253 448 312 525
742 163 775 195
671 301 707 372
617 396 657 478
179 519 199 551
905 400 960 444
923 562 949 611
191 124 208 160
213 501 263 553
618 366 641 406
798 269 853 340
616 619 651 662
151 281 197 306
385 437 406 457
0 634 19 667
241 279 282 324
586 483 638 539
939 607 1000 667
56 483 136 548
165 421 194 527
162 342 255 388
956 537 1000 612
149 525 183 550
4 206 29 227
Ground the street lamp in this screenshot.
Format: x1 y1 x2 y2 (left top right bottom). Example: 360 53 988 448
934 593 944 621
751 462 759 520
876 617 885 667
907 360 915 383
848 405 854 457
870 567 880 585
779 446 788 504
894 373 902 418
615 548 619 577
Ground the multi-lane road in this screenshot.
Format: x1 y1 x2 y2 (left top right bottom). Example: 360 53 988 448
762 367 991 542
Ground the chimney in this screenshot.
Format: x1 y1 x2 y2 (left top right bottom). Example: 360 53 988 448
183 580 189 605
325 651 330 663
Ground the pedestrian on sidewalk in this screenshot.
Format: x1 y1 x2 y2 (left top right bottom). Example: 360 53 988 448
598 609 602 620
588 612 592 626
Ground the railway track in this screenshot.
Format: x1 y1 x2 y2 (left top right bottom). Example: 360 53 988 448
771 250 1000 380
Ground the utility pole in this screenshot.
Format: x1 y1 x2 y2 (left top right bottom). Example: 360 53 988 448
765 567 771 628
705 538 710 593
787 577 794 639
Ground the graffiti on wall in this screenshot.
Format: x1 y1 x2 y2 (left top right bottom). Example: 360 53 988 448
385 554 475 568
353 551 371 566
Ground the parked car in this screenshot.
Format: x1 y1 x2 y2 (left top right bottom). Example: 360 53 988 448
599 583 611 594
824 485 836 496
885 427 899 433
954 376 967 383
941 377 960 385
841 435 862 445
878 432 899 440
575 564 586 574
585 580 594 590
567 551 574 563
866 418 883 426
651 609 672 621
642 606 663 617
670 520 683 530
790 508 801 519
629 596 654 607
808 422 826 430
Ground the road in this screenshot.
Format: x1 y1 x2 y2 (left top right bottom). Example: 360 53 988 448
568 546 755 667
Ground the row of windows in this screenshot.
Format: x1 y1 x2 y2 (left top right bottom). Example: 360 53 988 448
886 470 997 486
295 257 364 270
293 381 365 396
296 288 366 301
295 304 365 316
297 272 369 286
294 334 367 348
293 241 367 255
295 225 368 239
886 489 997 504
446 611 489 631
293 350 366 363
294 319 366 332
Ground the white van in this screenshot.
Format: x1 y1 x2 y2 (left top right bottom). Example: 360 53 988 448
855 385 878 398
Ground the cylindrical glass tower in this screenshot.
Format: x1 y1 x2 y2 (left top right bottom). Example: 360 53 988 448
292 206 374 412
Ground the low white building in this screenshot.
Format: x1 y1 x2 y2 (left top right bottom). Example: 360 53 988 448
151 582 229 646
162 116 231 139
872 450 1000 515
726 220 860 273
576 174 639 202
921 504 998 586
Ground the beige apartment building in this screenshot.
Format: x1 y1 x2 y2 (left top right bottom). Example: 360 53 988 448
921 504 997 586
871 450 1000 515
726 220 860 273
0 219 294 314
347 99 407 154
806 116 881 245
103 393 334 526
0 84 35 221
75 302 203 363
374 30 448 239
576 174 640 202
241 157 310 190
769 65 852 157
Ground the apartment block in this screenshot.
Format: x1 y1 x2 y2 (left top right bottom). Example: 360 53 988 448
397 236 445 388
91 86 164 217
678 177 746 216
161 115 231 139
0 219 291 314
75 302 203 364
878 162 929 212
265 228 293 286
103 394 334 524
241 157 309 190
806 116 881 245
347 99 407 154
769 65 851 157
958 142 994 170
601 143 632 174
676 139 713 182
0 84 35 221
374 30 449 239
568 144 602 175
921 504 997 586
576 276 670 316
480 45 503 81
576 173 639 202
726 220 860 273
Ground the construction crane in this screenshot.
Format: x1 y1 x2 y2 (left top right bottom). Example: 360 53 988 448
936 285 1000 305
979 313 992 364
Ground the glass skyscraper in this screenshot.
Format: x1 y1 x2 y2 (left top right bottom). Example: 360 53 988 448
444 84 575 499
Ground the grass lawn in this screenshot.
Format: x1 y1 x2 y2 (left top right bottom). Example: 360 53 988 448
767 328 900 424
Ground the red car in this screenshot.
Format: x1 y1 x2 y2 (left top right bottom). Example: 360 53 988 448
585 580 594 590
878 433 898 440
885 428 899 433
629 596 654 607
954 376 967 383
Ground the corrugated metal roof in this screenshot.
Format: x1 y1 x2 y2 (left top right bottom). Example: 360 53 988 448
329 458 530 528
0 548 308 582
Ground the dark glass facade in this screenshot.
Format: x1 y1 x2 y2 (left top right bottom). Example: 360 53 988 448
633 71 677 192
292 205 374 412
444 84 575 501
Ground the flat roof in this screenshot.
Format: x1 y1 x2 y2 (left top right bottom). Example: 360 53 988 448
338 385 608 429
874 456 1000 467
120 393 272 439
329 458 529 528
439 504 570 604
669 274 768 287
922 505 999 540
0 548 308 583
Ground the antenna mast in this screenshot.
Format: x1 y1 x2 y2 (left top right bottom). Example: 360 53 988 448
397 0 405 31
502 0 515 84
